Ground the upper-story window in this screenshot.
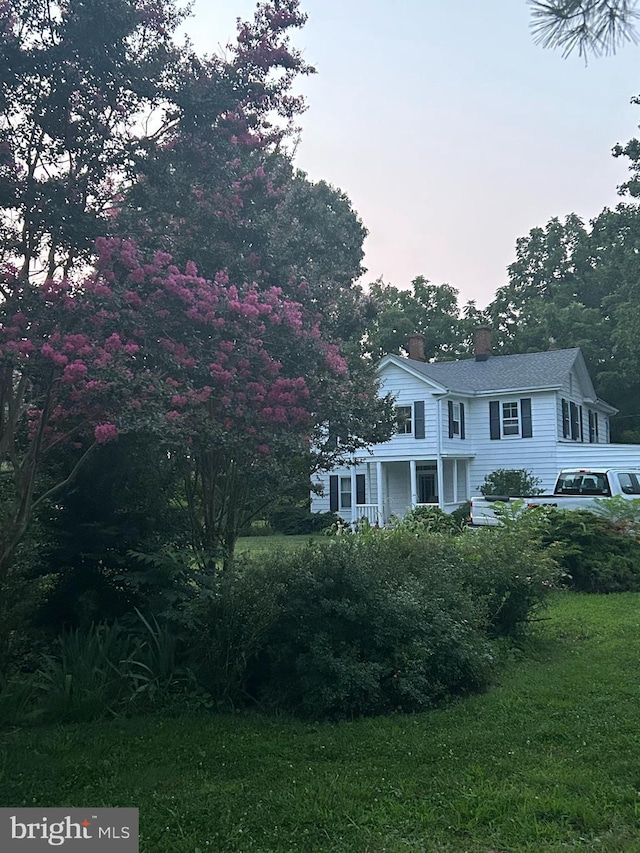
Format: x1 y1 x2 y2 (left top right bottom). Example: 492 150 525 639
502 401 520 436
561 398 582 441
339 476 352 509
451 402 461 436
395 405 412 435
490 398 532 440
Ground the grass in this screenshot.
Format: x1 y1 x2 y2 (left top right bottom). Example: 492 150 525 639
235 533 327 554
1 592 640 852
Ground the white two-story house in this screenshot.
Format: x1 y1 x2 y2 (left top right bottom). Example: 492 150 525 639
312 328 640 525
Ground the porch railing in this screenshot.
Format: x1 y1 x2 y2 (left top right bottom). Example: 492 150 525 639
351 504 382 527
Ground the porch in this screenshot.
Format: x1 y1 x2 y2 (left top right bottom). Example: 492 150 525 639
330 458 471 526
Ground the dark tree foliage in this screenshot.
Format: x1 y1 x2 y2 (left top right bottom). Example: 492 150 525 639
36 434 186 632
0 0 187 280
530 0 640 58
365 276 484 362
486 204 640 441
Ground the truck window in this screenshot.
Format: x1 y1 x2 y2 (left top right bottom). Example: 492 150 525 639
618 473 640 494
556 474 580 494
580 475 608 495
555 472 609 495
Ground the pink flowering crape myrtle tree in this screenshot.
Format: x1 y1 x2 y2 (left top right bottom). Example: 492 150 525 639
0 238 392 582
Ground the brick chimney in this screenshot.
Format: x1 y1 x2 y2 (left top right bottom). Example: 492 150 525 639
473 326 492 362
407 333 425 362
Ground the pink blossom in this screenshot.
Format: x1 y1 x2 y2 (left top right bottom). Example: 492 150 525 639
94 423 118 444
62 361 88 384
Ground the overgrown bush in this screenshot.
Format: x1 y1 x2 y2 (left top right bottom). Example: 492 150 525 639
189 560 285 709
246 534 494 719
480 468 543 497
455 512 560 636
396 505 465 535
268 506 338 535
189 516 559 719
544 508 640 593
2 513 561 724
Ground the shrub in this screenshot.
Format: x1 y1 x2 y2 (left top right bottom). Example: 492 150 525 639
480 468 543 497
544 509 640 593
454 513 560 636
268 506 338 535
189 559 285 709
451 501 472 526
244 534 495 719
396 505 464 535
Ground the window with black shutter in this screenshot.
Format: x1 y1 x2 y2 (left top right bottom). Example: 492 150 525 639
395 406 412 434
448 401 462 437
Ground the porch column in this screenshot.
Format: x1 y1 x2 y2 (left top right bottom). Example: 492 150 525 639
350 464 357 524
453 459 459 504
410 459 418 508
437 459 445 511
436 399 445 510
376 461 383 526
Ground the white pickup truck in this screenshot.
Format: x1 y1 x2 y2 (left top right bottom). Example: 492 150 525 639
470 468 640 527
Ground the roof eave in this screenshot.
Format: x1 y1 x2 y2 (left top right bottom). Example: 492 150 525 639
377 355 449 394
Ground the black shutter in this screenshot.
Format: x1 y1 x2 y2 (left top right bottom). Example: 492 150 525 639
356 474 366 505
489 400 500 440
448 400 454 439
562 398 570 438
520 398 532 438
570 401 579 440
588 410 594 443
460 402 466 439
329 475 338 512
579 405 584 442
414 400 425 439
594 412 599 441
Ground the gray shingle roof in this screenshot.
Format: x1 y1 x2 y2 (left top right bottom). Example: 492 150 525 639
404 348 584 394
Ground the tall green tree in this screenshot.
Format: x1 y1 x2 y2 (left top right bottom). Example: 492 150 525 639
0 0 187 282
486 205 640 440
365 276 484 362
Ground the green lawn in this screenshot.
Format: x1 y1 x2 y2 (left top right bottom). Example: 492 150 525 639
2 592 640 852
235 533 328 554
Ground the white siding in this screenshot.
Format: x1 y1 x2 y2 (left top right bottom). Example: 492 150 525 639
557 443 640 470
467 391 561 494
376 363 440 459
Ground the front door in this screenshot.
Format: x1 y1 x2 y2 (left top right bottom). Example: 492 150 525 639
417 465 438 503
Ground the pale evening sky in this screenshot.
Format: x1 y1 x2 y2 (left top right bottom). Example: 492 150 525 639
184 1 640 308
